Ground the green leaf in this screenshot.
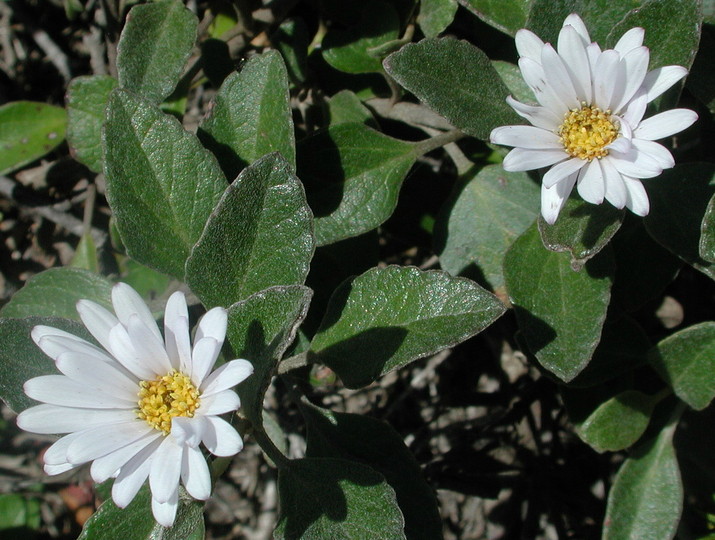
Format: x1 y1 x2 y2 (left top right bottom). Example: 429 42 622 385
198 50 295 180
462 0 530 36
700 193 715 263
538 199 624 270
327 90 376 126
118 258 171 300
503 224 614 382
303 403 442 540
0 101 66 175
272 18 310 85
275 457 406 540
78 485 204 540
322 0 400 74
435 165 539 294
417 0 458 38
297 123 416 246
116 0 198 104
226 285 312 431
309 266 506 388
687 24 715 114
383 38 521 140
0 494 40 533
0 268 112 320
186 153 314 308
649 322 715 411
103 89 227 279
603 417 683 540
492 60 536 105
0 317 89 412
571 390 656 453
643 163 715 281
70 234 100 273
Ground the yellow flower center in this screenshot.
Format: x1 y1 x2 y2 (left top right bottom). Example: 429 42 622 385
558 105 619 161
136 370 200 435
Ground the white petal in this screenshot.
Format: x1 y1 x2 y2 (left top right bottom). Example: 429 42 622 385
56 351 139 398
33 332 115 365
43 432 83 465
45 463 76 475
24 375 136 409
642 66 688 102
622 88 648 127
542 157 586 188
152 488 178 528
518 57 568 114
108 324 157 380
195 307 228 346
190 337 221 388
200 359 254 396
631 139 675 169
201 415 244 457
606 136 632 154
613 47 649 113
503 148 568 172
164 292 191 372
150 436 183 504
593 50 620 110
505 96 562 130
171 416 204 447
112 437 162 508
608 147 663 179
623 176 650 215
112 283 162 342
601 157 628 208
576 160 605 204
634 109 698 140
182 445 211 501
563 13 591 44
76 300 120 353
200 390 241 416
585 42 601 67
17 404 137 434
557 25 592 103
127 314 172 374
515 28 544 62
540 172 577 224
490 125 562 150
541 44 579 109
67 422 152 465
90 431 161 483
614 27 645 55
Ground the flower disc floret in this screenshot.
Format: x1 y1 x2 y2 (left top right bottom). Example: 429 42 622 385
559 105 619 161
137 370 200 434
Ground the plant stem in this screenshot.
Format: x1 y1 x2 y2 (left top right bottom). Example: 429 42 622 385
277 351 310 375
413 129 466 156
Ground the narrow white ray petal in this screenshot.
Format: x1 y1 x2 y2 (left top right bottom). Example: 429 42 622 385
190 337 221 388
518 57 568 114
601 157 628 208
195 307 228 345
631 139 675 169
557 25 592 103
76 300 120 353
606 136 632 154
171 416 204 447
164 292 191 372
108 324 157 380
515 28 544 61
586 42 601 67
149 436 183 504
43 432 83 465
112 283 162 342
67 422 152 465
16 404 137 434
542 157 586 188
24 375 136 409
623 176 650 216
181 445 211 501
34 332 115 365
541 44 580 109
56 351 139 398
593 50 620 110
201 415 243 457
505 96 562 130
563 13 591 44
576 160 605 204
200 359 254 396
490 125 562 150
540 173 577 224
614 27 645 54
622 89 648 127
200 390 241 416
642 66 688 102
634 109 698 140
152 488 178 528
45 463 75 475
127 314 172 374
608 147 663 179
618 115 633 140
613 47 649 113
503 148 568 172
90 431 161 483
112 436 162 508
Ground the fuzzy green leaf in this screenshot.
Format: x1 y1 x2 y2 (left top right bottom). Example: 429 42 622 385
462 0 530 36
700 193 715 262
417 0 458 38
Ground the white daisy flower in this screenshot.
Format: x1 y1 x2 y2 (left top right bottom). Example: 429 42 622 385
16 283 253 527
490 13 698 224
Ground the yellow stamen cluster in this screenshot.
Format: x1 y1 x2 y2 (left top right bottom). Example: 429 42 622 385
136 370 200 434
558 105 619 161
